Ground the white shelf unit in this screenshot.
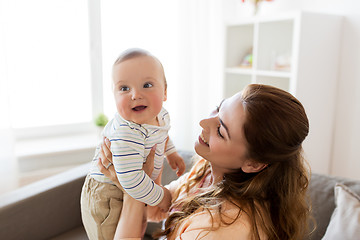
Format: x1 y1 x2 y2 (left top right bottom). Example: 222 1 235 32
223 12 342 174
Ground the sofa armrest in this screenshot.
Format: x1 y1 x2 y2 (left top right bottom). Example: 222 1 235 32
0 151 196 240
0 163 89 240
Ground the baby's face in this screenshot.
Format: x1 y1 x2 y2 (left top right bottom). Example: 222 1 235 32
112 55 167 125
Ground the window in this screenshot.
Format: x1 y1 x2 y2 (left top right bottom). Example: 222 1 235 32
1 0 180 138
1 0 92 135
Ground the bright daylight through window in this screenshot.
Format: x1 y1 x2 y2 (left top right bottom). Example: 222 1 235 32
0 0 179 196
1 0 92 130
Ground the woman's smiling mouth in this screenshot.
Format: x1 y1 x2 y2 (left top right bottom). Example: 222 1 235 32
199 132 209 146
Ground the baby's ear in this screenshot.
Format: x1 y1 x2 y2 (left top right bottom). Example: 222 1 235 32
241 160 268 173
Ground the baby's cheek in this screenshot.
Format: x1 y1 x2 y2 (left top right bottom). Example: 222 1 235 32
150 95 164 112
116 98 129 117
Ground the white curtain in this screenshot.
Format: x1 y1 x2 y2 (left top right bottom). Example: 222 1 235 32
170 0 224 151
0 75 18 194
0 0 18 195
0 129 17 195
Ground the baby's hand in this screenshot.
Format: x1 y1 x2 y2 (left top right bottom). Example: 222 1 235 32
167 152 185 177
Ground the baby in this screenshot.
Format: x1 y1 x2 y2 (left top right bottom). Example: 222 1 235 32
80 48 185 240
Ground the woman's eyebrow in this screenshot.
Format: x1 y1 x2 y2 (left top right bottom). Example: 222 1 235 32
219 117 231 139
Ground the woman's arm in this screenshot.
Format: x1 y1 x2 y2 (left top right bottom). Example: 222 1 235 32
114 193 146 239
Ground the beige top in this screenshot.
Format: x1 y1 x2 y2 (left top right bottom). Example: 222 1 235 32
120 159 267 240
168 204 253 239
166 159 267 240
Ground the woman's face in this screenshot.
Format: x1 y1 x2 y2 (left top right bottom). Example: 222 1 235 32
194 92 249 175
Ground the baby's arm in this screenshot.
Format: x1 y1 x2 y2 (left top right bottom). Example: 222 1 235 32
111 138 164 207
166 152 186 177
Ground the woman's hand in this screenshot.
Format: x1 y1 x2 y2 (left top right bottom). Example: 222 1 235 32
97 137 123 190
143 144 157 176
98 138 157 190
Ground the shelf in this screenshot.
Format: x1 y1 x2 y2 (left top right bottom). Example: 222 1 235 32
225 24 253 68
223 11 342 174
225 67 253 75
225 68 291 78
255 70 291 78
257 20 293 72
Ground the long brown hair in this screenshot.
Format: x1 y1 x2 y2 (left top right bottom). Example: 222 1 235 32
157 84 311 240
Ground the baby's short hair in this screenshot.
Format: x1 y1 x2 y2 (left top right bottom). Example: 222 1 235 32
114 48 167 89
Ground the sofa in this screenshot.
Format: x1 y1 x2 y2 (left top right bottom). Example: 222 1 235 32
0 150 359 240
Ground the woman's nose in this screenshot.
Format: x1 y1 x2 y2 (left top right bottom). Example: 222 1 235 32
199 116 216 130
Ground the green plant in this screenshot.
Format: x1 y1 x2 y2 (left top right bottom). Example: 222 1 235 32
94 113 108 127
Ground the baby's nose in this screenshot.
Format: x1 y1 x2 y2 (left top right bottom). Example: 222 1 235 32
131 89 143 100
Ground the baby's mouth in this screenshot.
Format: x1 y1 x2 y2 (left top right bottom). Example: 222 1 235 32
132 105 147 111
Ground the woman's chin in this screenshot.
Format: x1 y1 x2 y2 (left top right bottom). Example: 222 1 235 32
194 142 205 158
194 141 200 153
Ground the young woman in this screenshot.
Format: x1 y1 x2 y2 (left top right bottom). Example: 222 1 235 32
98 84 311 240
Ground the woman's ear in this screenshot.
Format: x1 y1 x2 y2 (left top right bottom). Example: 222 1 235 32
241 160 268 173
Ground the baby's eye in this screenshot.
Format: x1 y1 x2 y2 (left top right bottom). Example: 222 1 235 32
120 86 130 91
143 82 153 88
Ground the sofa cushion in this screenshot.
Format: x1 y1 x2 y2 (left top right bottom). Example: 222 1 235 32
321 184 360 240
308 173 360 240
50 226 88 240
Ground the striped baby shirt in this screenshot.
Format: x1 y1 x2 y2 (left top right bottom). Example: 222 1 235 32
89 107 177 206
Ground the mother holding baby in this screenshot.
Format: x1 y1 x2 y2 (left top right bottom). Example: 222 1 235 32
99 84 311 240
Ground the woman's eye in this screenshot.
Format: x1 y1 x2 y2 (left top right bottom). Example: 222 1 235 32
143 83 153 88
217 126 224 138
120 86 130 91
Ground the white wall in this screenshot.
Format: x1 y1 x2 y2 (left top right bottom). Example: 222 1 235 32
224 0 360 179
